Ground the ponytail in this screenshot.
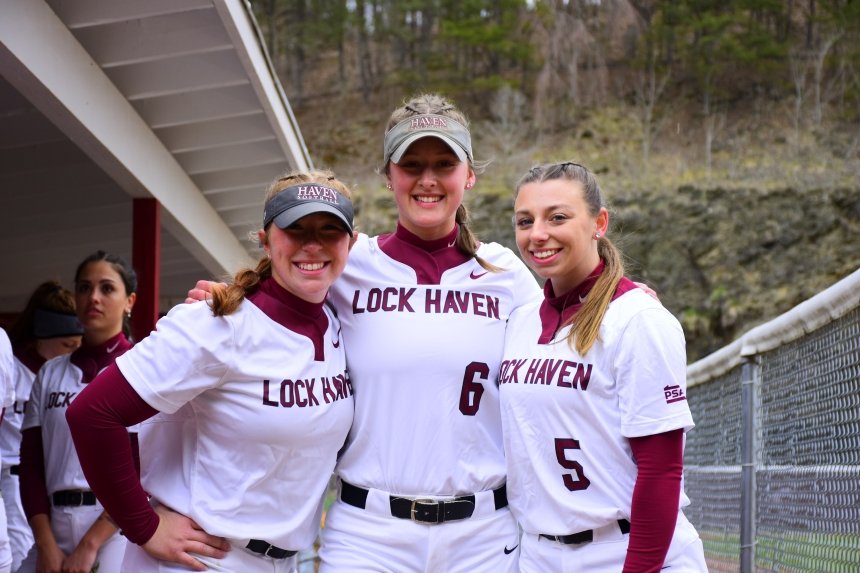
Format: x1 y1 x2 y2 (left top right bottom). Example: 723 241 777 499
210 257 273 317
563 239 625 355
454 204 503 273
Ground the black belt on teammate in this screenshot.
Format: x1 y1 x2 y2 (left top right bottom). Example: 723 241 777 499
52 490 97 506
9 465 19 476
540 519 631 545
245 539 297 559
340 480 508 524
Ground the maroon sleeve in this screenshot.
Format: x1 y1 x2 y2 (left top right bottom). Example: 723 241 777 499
19 427 50 519
65 363 160 545
622 429 684 573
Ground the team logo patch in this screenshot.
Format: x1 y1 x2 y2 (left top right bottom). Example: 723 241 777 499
409 116 448 131
664 384 687 404
296 185 338 203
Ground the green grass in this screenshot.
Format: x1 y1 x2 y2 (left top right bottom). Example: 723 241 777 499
699 529 860 573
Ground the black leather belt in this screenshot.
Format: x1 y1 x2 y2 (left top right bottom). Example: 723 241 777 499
540 519 631 545
245 539 297 560
9 465 19 476
340 480 508 524
52 490 97 506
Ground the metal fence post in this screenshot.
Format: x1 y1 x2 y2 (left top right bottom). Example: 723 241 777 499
740 357 758 573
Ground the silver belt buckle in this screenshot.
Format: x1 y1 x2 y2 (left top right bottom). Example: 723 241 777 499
410 498 439 523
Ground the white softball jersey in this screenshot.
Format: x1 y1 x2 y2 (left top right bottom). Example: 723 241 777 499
327 233 541 496
0 332 14 411
1 357 36 571
499 288 695 535
0 359 35 468
21 354 135 494
116 299 354 551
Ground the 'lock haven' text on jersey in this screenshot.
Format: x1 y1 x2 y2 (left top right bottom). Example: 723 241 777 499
351 288 500 319
498 358 592 390
262 372 351 408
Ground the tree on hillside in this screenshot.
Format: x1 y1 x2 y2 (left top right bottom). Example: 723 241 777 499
530 1 608 129
630 5 673 167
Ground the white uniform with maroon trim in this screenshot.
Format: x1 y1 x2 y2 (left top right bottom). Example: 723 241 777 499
499 288 707 572
117 299 353 573
0 331 14 573
0 357 36 571
319 233 541 573
19 353 130 573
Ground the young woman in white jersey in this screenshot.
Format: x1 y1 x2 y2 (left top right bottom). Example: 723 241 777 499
499 161 708 572
0 329 16 573
3 282 82 571
18 251 138 573
67 171 356 573
308 94 543 573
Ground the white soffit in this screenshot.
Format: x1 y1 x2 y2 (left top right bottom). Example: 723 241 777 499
0 0 313 309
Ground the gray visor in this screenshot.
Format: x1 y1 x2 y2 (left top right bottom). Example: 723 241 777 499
383 114 472 165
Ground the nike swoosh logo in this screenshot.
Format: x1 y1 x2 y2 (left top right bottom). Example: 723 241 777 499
106 341 120 353
332 326 342 348
503 544 518 555
470 270 488 280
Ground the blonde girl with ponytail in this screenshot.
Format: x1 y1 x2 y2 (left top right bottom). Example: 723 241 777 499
500 161 707 573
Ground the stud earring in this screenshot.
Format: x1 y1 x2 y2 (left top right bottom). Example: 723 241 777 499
594 233 601 239
465 182 473 189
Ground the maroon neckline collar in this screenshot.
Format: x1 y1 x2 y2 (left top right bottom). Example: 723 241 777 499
377 223 471 285
247 278 329 361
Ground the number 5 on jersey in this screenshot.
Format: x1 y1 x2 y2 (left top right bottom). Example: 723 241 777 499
555 437 591 491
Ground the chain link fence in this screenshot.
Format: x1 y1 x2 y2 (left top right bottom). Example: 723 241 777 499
684 270 860 573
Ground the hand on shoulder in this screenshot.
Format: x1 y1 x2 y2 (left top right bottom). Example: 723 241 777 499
184 280 223 304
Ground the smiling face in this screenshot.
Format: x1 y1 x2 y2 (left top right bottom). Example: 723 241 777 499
387 137 476 240
260 212 353 303
74 261 136 345
514 178 608 295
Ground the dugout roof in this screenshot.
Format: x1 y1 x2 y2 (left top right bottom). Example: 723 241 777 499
0 0 311 315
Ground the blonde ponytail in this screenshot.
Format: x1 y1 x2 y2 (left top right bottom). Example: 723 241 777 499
564 240 624 355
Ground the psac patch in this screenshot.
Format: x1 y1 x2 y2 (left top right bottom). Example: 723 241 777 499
663 384 687 404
